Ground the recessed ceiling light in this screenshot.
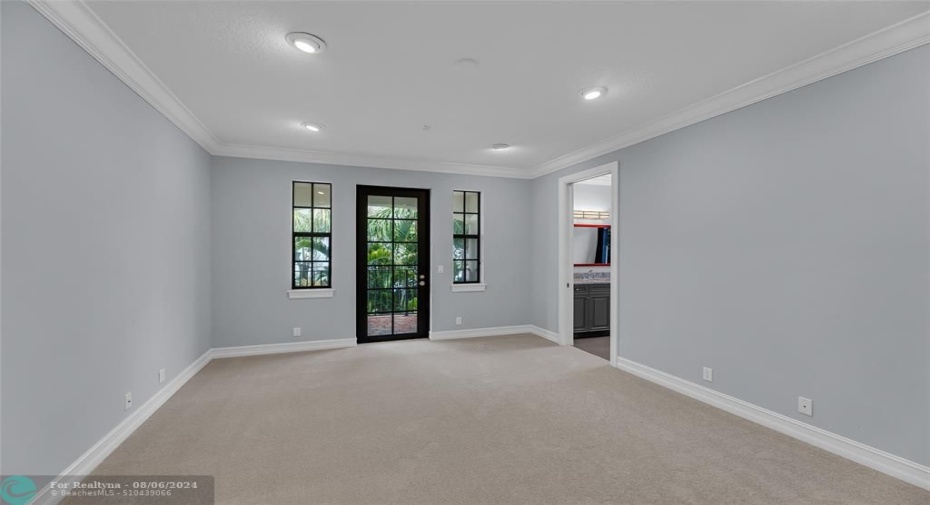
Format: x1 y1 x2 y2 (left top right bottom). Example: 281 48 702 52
286 32 327 54
581 86 607 100
301 122 325 132
453 58 480 72
491 143 511 151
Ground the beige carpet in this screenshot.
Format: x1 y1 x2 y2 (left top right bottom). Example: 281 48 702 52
83 334 928 504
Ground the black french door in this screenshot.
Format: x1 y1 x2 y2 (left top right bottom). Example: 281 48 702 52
356 186 430 343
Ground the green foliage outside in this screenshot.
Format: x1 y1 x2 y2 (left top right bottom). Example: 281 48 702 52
294 209 331 286
292 204 425 310
367 207 418 313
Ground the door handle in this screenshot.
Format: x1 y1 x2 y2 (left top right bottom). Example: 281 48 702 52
419 274 426 280
418 281 426 286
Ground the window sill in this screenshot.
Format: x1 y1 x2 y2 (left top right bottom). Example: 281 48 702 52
451 283 487 293
287 289 335 299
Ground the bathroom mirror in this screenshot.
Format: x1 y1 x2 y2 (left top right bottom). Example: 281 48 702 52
573 225 610 266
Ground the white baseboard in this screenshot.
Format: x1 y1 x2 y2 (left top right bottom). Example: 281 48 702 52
30 339 356 504
529 325 561 344
45 335 925 505
429 325 536 341
615 357 930 492
32 349 213 505
428 324 562 345
209 338 357 359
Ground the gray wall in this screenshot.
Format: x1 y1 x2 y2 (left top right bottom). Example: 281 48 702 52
211 157 532 347
531 44 930 465
1 2 212 475
4 0 927 479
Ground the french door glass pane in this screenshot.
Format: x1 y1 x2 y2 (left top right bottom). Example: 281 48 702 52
367 290 392 314
393 289 413 311
367 219 392 242
393 314 417 334
368 266 392 289
368 243 393 265
365 193 422 337
367 195 392 216
394 244 417 265
393 220 417 243
394 197 418 218
367 316 392 336
404 290 418 311
395 266 417 287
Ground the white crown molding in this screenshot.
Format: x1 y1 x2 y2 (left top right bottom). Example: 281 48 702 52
28 1 930 181
26 0 534 179
213 143 534 179
26 0 221 153
616 357 930 492
531 10 930 178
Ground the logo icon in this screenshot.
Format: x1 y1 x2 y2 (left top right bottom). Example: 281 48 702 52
1 476 37 505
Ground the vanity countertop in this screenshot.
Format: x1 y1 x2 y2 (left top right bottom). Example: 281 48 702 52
573 276 610 285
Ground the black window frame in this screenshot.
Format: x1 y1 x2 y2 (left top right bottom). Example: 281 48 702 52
292 181 333 289
452 190 481 284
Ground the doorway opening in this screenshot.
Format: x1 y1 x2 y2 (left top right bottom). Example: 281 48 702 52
557 162 619 366
356 185 431 343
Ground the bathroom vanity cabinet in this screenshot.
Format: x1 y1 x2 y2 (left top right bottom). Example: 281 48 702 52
573 283 610 337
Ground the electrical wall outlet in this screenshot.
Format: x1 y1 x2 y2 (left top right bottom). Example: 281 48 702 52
798 397 813 417
455 316 462 325
702 367 713 382
292 327 301 338
124 392 133 411
437 265 444 273
158 368 166 384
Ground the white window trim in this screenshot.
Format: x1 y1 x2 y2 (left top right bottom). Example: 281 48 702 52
451 189 486 291
291 179 335 299
451 283 486 292
287 289 335 299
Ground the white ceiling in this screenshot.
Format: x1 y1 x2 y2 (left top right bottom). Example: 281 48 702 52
76 1 930 176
